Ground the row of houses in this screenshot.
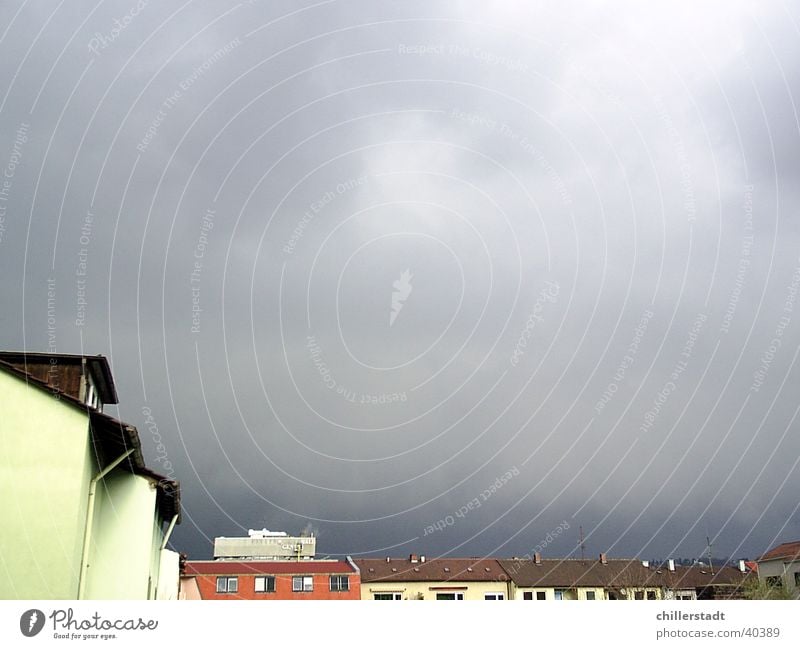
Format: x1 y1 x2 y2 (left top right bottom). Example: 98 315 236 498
179 534 759 601
1 351 798 600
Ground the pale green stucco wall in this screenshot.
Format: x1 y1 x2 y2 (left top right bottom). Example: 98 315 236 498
84 472 160 599
0 370 94 599
157 549 180 600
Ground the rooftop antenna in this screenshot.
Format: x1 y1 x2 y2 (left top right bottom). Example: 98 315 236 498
579 526 586 561
706 535 714 575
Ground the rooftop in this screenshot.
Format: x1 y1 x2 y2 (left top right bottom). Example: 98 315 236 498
758 540 800 563
354 557 509 583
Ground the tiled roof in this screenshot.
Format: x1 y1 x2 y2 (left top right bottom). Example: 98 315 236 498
758 540 800 562
354 558 509 582
664 565 751 590
185 560 356 575
499 558 660 588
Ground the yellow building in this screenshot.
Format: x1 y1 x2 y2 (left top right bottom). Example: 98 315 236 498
354 555 511 600
500 554 663 600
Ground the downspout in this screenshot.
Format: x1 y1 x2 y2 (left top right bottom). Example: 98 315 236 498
161 514 179 550
77 449 134 599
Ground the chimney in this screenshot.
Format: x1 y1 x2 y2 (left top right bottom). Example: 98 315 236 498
534 552 542 565
738 560 746 573
386 557 390 563
599 553 607 564
642 560 649 568
420 555 426 563
410 554 419 563
668 559 675 572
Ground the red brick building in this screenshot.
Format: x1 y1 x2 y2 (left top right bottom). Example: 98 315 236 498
182 559 360 600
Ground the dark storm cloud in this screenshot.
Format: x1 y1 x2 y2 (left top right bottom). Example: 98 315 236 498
1 0 799 563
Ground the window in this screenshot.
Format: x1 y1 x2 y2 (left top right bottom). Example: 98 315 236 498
554 590 564 601
585 591 596 600
794 572 800 588
634 591 644 600
484 593 505 600
330 575 350 592
374 593 402 600
523 592 533 600
216 576 238 593
436 593 464 600
647 590 657 600
254 576 275 593
765 576 782 588
292 576 313 592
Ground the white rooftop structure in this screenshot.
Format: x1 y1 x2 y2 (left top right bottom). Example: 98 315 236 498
213 528 316 560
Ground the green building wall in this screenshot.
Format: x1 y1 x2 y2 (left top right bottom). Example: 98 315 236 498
0 371 94 598
0 368 173 600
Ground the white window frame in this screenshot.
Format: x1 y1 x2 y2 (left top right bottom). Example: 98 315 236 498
216 576 238 593
435 592 465 600
292 575 313 592
254 575 275 593
329 575 349 592
484 592 505 600
373 592 402 600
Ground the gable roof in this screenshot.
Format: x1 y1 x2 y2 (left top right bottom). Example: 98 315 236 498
0 351 118 404
758 540 800 562
499 558 660 588
354 557 509 583
664 565 751 591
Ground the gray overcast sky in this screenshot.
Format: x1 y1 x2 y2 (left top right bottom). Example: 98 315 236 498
1 0 799 562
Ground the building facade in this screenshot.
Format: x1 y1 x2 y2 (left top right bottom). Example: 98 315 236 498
355 556 512 600
182 559 360 600
0 352 181 600
500 554 663 601
757 540 800 598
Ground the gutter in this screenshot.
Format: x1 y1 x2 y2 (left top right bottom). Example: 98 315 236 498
77 449 134 599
